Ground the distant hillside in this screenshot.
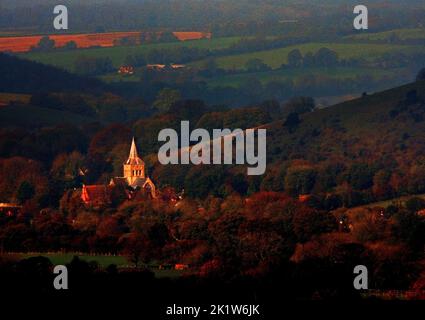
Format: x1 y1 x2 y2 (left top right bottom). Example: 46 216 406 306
0 104 96 128
0 53 105 94
266 79 425 166
150 79 425 203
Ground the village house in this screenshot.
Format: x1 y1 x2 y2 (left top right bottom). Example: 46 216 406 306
0 203 22 217
170 64 186 70
81 137 156 206
81 185 112 207
147 64 166 71
118 65 135 75
146 63 186 71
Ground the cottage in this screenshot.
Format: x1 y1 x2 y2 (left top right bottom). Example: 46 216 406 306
0 203 22 217
81 185 111 207
146 64 166 71
118 65 134 75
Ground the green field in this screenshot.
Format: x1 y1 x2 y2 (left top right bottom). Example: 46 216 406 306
191 42 425 70
99 72 141 83
206 67 403 88
6 253 184 278
346 28 425 41
21 253 128 267
21 37 242 71
22 37 425 74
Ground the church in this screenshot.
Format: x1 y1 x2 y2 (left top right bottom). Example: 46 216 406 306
81 137 156 206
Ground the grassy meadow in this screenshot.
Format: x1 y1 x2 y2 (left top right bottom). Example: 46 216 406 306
345 28 425 41
4 253 184 278
206 67 404 88
21 37 242 71
14 30 425 97
191 42 425 70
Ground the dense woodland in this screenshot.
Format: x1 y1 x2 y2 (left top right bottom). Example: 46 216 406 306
0 51 424 297
1 1 425 298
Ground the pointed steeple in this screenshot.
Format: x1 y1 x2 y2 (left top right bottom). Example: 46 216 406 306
129 137 138 159
125 137 144 165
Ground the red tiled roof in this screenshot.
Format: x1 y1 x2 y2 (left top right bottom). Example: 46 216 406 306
81 185 111 205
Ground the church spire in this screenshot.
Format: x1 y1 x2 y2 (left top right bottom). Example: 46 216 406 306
129 137 138 159
125 137 144 165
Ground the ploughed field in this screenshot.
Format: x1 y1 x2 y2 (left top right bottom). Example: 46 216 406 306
0 31 211 53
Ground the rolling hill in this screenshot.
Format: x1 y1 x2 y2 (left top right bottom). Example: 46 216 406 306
146 78 425 203
0 104 96 128
265 79 425 166
0 53 105 94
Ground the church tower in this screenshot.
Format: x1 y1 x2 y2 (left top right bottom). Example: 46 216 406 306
123 137 145 185
110 137 156 197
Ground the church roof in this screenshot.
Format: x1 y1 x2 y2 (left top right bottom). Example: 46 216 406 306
111 177 152 190
129 177 150 189
125 137 144 165
81 184 111 205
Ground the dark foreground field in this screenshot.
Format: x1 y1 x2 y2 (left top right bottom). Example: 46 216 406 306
0 255 421 319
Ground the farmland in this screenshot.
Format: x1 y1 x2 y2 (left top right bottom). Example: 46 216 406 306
0 31 212 53
13 33 424 101
20 253 128 268
345 28 425 41
21 36 241 71
205 67 405 88
191 42 425 70
0 32 141 53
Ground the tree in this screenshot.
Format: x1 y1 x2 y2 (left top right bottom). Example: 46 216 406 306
283 96 315 115
287 49 303 68
153 88 181 113
348 163 374 190
314 48 339 67
116 36 137 46
405 197 425 213
303 52 315 67
416 68 425 82
293 207 336 243
245 58 269 72
51 151 85 189
159 31 179 43
372 169 392 199
283 112 300 131
31 36 55 52
284 166 317 196
74 56 114 76
63 41 77 50
17 181 35 204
